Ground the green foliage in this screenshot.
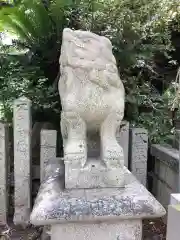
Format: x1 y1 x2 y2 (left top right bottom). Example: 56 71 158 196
0 54 56 122
135 94 173 144
0 0 80 83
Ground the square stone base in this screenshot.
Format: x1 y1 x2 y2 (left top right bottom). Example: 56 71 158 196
65 158 126 188
51 220 142 240
30 160 166 234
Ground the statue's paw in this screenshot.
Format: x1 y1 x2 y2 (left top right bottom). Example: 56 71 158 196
64 140 87 156
103 157 122 169
102 144 123 158
102 144 124 168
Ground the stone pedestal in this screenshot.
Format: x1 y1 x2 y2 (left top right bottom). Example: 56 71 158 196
65 158 126 189
30 161 165 240
51 220 141 240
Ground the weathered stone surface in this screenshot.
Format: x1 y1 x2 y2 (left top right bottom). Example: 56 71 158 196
0 123 10 224
151 144 179 171
129 128 148 186
59 28 125 188
13 96 32 226
86 121 129 168
51 220 142 240
65 158 126 188
116 121 129 168
44 157 64 179
151 155 178 209
30 162 166 225
40 130 57 182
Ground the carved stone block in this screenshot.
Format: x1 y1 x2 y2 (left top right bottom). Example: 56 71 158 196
129 128 148 187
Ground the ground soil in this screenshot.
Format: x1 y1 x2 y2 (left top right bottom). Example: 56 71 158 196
143 218 167 240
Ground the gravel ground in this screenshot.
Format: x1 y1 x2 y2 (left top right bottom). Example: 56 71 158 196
0 224 42 240
0 218 166 239
143 218 166 240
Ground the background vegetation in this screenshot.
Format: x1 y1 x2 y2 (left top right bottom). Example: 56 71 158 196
1 0 180 143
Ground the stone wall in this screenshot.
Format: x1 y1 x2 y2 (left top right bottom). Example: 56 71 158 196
150 144 179 210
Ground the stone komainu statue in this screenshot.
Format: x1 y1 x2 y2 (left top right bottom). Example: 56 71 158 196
59 28 125 169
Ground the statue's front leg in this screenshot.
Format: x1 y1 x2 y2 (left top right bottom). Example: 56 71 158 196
61 111 87 168
100 111 124 169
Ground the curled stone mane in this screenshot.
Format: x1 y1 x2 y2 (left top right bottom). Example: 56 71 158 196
60 28 123 90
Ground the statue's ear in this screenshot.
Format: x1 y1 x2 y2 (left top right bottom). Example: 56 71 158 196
63 28 72 34
63 28 73 41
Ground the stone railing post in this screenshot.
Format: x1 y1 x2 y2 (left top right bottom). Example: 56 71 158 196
13 96 32 226
116 121 129 168
0 122 10 225
129 128 148 187
40 130 57 182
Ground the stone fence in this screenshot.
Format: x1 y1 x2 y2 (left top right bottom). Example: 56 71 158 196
0 96 149 226
150 144 179 211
